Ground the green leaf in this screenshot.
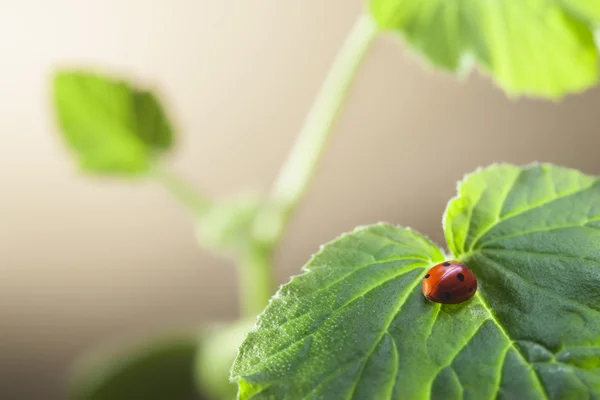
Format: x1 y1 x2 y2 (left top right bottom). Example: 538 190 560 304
69 331 201 400
231 163 600 399
53 70 175 175
444 163 600 398
369 0 600 99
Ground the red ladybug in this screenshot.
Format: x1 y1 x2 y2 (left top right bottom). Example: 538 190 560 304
422 260 477 304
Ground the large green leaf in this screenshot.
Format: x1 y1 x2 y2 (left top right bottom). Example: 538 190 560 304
53 70 174 175
369 0 600 99
231 163 600 399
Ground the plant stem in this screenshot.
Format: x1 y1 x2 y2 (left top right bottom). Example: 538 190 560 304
238 245 274 318
270 14 377 221
155 14 378 320
151 165 211 217
234 14 377 317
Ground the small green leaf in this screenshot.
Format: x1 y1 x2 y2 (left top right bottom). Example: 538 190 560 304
231 163 600 399
69 332 200 400
53 70 175 175
369 0 600 99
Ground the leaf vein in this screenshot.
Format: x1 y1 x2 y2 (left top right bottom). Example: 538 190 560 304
468 169 521 252
269 257 430 332
469 180 597 250
481 247 600 269
462 186 486 254
363 229 443 260
427 318 489 397
478 250 600 313
480 247 600 264
387 333 399 399
302 355 364 399
475 292 550 400
250 262 430 385
490 345 512 400
345 273 425 400
478 221 600 248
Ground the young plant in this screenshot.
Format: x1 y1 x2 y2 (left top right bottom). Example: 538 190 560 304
51 2 600 400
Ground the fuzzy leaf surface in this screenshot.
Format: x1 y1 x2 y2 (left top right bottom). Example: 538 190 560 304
232 163 600 399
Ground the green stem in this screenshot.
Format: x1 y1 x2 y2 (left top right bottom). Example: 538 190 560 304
151 165 211 217
156 14 378 319
270 14 377 221
234 14 377 317
238 245 274 318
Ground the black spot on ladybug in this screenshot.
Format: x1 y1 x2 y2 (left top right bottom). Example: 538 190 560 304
443 262 451 266
469 288 473 292
445 292 451 300
457 273 465 282
425 274 430 279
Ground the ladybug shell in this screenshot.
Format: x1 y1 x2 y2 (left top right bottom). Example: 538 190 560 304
422 261 477 304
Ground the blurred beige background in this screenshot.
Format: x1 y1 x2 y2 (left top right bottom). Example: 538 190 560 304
2 1 600 399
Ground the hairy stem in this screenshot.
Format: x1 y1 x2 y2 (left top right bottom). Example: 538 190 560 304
270 14 377 221
151 166 211 217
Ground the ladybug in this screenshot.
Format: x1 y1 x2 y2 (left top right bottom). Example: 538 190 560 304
422 260 477 304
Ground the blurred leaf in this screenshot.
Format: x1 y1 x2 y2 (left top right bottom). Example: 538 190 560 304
195 318 256 400
370 0 600 99
53 70 175 175
69 331 201 400
132 90 174 151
